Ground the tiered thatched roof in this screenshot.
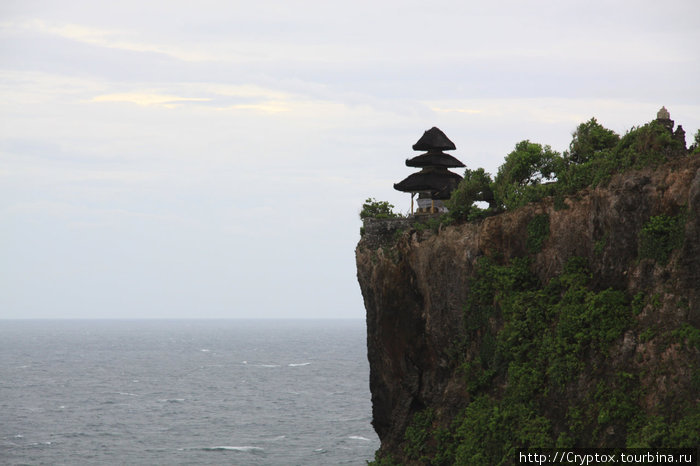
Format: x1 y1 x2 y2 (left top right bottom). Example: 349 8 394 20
394 127 465 200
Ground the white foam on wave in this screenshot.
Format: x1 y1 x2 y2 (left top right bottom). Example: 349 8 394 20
200 349 210 352
288 362 311 367
202 446 264 452
242 362 283 368
158 398 185 403
348 435 372 441
115 392 139 397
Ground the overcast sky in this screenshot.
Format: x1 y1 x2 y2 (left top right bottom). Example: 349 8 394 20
1 0 699 319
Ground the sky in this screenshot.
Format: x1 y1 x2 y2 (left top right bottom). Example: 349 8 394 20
1 0 699 319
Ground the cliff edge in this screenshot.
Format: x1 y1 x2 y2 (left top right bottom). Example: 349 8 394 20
356 156 700 463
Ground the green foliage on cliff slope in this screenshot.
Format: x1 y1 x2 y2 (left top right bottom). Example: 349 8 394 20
398 256 699 465
447 117 692 220
526 214 550 253
638 212 686 265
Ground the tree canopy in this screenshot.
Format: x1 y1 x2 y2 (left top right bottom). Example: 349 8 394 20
492 140 560 211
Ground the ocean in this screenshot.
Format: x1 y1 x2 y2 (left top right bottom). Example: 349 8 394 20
0 319 379 465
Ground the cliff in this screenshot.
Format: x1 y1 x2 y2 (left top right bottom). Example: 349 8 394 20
356 156 700 464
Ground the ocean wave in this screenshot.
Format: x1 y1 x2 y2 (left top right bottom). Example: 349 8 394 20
288 362 311 367
202 446 264 453
242 361 288 368
29 441 52 447
157 398 185 403
348 435 372 441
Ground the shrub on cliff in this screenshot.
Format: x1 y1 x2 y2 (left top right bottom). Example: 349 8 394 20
687 129 700 154
614 120 686 168
567 118 620 164
360 198 402 220
552 119 620 193
493 140 561 210
638 212 686 265
446 168 496 221
554 119 688 196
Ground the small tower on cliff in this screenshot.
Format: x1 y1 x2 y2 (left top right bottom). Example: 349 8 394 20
394 127 465 215
656 106 686 148
656 106 674 132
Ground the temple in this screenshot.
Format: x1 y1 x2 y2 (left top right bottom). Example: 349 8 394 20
394 127 465 214
656 106 686 148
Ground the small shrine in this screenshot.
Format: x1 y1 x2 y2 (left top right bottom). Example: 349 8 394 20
656 106 674 132
394 127 465 215
656 106 686 147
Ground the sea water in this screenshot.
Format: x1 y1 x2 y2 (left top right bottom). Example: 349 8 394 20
0 319 379 465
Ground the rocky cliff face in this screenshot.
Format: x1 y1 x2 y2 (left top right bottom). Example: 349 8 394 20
356 156 700 463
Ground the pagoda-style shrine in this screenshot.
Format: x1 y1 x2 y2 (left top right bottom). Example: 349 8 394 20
656 106 686 147
394 127 465 214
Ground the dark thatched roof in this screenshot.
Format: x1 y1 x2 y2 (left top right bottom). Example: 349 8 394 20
412 127 456 151
393 167 463 200
406 151 465 168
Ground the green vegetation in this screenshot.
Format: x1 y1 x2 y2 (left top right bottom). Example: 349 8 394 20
445 168 495 221
399 256 699 465
360 198 403 236
369 451 400 466
404 409 435 462
567 117 620 164
360 198 402 220
492 140 559 211
690 129 700 154
673 323 700 351
446 116 693 221
526 214 550 253
614 122 680 167
413 214 452 233
638 212 686 264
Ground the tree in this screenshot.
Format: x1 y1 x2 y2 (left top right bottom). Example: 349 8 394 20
567 118 619 164
446 168 495 221
493 140 561 210
690 129 700 154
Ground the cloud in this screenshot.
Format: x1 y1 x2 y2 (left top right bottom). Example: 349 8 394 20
91 92 211 107
3 18 216 62
432 108 482 115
